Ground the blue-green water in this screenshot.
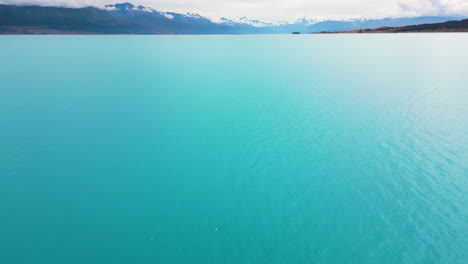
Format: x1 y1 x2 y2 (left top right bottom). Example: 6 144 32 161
0 35 467 263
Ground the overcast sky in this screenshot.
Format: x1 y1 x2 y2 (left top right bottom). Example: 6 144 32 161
2 0 468 21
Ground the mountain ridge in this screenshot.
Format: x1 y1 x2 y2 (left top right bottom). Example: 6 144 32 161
0 2 465 34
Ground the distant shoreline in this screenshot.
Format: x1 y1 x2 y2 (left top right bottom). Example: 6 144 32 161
1 29 468 35
318 19 468 34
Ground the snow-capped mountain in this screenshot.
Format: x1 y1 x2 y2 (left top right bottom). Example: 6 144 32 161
0 2 465 34
218 17 280 27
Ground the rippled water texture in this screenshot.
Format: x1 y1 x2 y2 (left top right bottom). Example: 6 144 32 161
1 35 467 263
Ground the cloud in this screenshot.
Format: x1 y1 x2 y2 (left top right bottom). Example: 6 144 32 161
397 0 468 16
1 0 467 20
0 0 101 8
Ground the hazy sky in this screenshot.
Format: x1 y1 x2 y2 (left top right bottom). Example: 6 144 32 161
2 0 468 21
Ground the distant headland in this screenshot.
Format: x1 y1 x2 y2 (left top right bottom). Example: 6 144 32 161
325 19 468 33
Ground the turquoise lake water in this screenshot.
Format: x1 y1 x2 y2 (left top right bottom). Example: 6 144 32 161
0 35 467 263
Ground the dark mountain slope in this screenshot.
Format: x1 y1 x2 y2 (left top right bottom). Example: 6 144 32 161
388 18 468 32
0 4 122 32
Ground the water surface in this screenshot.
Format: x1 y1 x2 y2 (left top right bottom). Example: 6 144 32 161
0 34 467 263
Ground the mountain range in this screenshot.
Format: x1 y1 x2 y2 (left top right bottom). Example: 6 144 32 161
0 2 466 34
